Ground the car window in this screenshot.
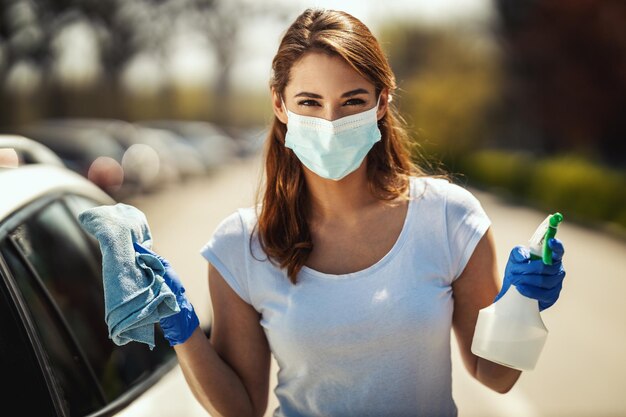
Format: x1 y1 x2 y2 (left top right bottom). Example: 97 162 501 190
0 247 57 416
7 197 172 408
1 237 104 415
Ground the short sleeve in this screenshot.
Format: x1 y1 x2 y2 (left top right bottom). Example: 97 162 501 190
199 211 252 304
445 184 491 280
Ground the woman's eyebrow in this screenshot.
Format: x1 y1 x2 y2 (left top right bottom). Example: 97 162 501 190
294 91 323 98
293 88 370 99
341 88 369 98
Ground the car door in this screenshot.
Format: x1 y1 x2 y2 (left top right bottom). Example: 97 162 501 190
0 193 175 416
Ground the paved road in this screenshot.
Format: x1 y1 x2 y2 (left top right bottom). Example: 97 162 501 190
123 155 626 417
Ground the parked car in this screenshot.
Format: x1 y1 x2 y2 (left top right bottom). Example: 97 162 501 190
226 125 267 158
135 125 207 178
43 118 206 179
0 161 209 416
13 124 134 198
137 120 239 170
20 120 183 195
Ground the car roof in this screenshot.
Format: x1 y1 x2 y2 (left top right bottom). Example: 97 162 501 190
0 164 114 220
0 134 65 167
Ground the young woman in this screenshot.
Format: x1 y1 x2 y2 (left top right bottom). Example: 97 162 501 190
135 8 566 417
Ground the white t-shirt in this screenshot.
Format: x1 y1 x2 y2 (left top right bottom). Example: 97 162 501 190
200 176 491 417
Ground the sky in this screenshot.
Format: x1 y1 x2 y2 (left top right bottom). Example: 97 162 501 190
293 0 493 25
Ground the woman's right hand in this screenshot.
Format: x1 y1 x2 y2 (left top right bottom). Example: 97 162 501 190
133 241 200 346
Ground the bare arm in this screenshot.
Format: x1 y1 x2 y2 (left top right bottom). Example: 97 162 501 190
174 264 271 417
451 227 522 393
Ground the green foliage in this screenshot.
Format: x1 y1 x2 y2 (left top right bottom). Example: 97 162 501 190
462 150 626 231
380 23 501 159
529 156 626 225
461 150 534 196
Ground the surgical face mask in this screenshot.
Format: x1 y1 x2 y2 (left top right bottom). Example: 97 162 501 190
283 97 382 181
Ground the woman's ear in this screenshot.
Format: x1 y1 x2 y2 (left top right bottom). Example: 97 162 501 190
376 88 390 121
272 88 288 124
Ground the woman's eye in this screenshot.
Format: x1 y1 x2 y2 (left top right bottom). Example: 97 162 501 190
297 100 321 107
344 98 366 106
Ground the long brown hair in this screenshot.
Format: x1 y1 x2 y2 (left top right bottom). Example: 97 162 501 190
256 8 425 283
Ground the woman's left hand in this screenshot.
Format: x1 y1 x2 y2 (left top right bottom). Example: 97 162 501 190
133 241 200 346
495 238 566 311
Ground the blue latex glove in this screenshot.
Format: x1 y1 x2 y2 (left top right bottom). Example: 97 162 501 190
495 238 566 311
133 242 199 346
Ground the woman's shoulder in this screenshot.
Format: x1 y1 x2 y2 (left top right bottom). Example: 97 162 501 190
410 175 484 212
200 206 259 263
410 175 471 199
213 206 258 239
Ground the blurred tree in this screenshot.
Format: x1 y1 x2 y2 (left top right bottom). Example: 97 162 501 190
187 0 291 124
495 0 626 167
380 23 501 167
0 0 290 126
0 0 48 124
0 0 139 123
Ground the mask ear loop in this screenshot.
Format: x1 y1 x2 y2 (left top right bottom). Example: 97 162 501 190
373 93 384 121
280 95 289 124
375 92 392 110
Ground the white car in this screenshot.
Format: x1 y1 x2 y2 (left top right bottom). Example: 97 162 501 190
0 162 208 416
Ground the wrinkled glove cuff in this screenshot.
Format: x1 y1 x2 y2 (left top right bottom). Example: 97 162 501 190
159 297 200 346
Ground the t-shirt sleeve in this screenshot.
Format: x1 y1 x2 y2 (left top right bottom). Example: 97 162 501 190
445 183 491 280
199 211 252 304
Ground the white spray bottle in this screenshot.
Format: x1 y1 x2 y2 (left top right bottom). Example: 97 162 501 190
471 213 563 371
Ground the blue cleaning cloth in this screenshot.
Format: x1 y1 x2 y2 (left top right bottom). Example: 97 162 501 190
77 203 179 350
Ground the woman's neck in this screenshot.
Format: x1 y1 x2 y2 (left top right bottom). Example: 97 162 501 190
304 163 379 225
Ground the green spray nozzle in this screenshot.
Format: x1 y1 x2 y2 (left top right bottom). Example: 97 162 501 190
542 212 563 265
549 212 563 228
